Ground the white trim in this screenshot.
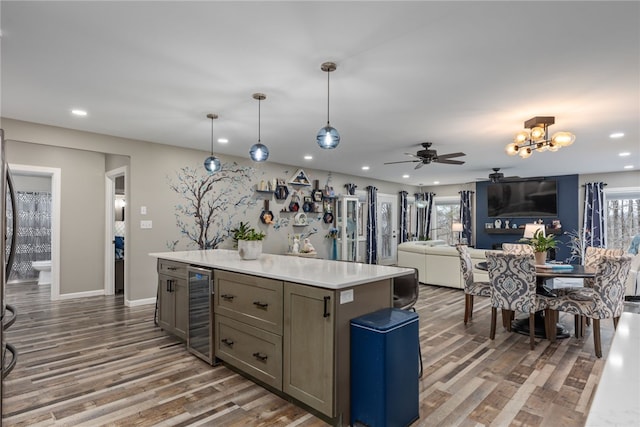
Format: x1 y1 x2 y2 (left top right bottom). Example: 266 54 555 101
56 289 104 300
125 297 156 307
9 163 61 301
604 186 640 200
105 166 128 298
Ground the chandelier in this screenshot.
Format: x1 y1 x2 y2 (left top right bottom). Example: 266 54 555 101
316 61 340 149
505 116 575 159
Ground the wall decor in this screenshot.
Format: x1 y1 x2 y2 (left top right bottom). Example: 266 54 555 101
289 168 311 186
274 184 289 200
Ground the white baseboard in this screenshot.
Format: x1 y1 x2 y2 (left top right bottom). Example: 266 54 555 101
55 289 105 300
126 297 156 307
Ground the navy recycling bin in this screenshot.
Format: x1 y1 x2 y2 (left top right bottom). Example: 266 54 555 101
350 307 419 427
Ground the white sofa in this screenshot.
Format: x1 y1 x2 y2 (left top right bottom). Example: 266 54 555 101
397 240 492 289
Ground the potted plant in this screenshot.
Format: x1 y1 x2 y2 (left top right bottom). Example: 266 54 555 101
231 222 266 260
521 230 557 265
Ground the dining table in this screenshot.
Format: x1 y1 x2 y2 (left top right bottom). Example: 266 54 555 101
476 261 596 339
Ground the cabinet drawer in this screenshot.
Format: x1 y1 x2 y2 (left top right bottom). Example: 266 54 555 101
215 270 283 334
216 315 282 390
158 259 187 279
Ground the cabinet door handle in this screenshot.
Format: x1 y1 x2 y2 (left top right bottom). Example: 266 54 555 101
323 296 331 318
221 338 234 347
221 294 235 301
252 352 268 362
253 301 268 309
167 266 178 271
166 279 174 292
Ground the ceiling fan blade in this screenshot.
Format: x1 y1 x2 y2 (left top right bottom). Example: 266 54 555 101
414 162 424 169
435 158 465 165
403 153 420 158
383 160 420 165
437 152 466 160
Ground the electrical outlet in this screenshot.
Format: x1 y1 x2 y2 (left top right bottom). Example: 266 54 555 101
140 220 152 229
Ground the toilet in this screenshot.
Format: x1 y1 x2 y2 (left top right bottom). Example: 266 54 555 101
32 260 52 285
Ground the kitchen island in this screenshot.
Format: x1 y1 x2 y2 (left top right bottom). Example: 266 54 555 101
150 249 414 426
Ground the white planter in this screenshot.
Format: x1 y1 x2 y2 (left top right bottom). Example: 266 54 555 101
238 240 263 260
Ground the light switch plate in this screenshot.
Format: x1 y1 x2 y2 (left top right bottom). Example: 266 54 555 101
140 206 147 215
340 289 354 304
140 220 152 229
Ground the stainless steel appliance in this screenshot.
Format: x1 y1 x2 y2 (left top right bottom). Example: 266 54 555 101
187 266 214 364
1 129 18 425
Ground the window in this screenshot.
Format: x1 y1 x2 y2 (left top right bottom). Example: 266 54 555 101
605 187 640 250
432 196 460 245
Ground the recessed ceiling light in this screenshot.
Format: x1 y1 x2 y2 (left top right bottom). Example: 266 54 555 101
361 166 370 171
71 109 87 116
433 181 440 185
619 152 631 157
304 155 313 160
402 174 410 179
610 132 625 138
217 138 228 144
624 165 634 169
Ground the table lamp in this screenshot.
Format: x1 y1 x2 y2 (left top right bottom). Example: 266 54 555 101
523 223 545 239
452 222 463 244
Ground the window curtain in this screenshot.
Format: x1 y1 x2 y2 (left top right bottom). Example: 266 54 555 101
7 191 52 281
583 182 606 254
399 191 408 243
366 186 378 264
459 190 474 246
415 192 435 240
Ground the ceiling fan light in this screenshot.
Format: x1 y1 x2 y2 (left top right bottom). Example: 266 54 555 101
250 143 269 162
505 142 519 155
552 131 575 147
204 156 221 173
530 126 546 141
316 125 340 149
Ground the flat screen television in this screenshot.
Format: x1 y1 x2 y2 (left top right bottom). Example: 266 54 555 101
487 180 558 218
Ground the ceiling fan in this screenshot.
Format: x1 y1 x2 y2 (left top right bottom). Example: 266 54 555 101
479 167 544 183
383 142 466 169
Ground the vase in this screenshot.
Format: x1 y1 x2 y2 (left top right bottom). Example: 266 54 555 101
331 239 337 260
238 240 262 260
534 251 547 265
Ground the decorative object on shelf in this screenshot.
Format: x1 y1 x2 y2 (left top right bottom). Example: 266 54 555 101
249 93 269 162
552 219 562 229
294 212 308 226
316 61 340 149
504 219 510 229
345 183 357 195
520 224 557 265
494 219 502 229
292 236 300 254
274 184 289 200
203 113 222 173
302 196 314 213
301 238 316 254
260 200 274 225
485 223 493 229
323 211 334 224
311 179 323 202
289 168 311 186
512 223 518 229
506 116 575 159
289 192 300 212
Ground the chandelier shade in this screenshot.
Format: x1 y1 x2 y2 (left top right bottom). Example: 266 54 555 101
203 113 222 173
250 93 269 162
506 116 575 159
316 61 340 149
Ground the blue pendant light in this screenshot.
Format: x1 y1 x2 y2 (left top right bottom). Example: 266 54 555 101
204 113 221 173
250 93 269 162
316 61 340 149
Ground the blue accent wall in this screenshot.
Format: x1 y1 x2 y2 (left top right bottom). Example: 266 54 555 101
475 174 579 262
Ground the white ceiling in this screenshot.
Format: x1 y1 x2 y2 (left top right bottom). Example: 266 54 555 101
1 1 638 186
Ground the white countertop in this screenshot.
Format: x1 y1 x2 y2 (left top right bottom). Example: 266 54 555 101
150 249 414 290
586 312 640 426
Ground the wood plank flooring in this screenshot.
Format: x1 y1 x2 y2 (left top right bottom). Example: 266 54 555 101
3 280 633 426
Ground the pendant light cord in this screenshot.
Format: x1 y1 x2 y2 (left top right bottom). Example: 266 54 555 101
326 70 330 126
258 97 261 143
210 117 214 155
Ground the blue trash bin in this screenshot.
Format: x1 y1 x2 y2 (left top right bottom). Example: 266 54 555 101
351 307 419 427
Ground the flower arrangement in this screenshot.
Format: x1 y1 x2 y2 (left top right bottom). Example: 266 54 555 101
325 227 339 239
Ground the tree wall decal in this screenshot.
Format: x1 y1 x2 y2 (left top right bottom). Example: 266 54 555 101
168 162 257 250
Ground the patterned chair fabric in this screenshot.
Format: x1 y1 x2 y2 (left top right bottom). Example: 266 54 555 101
583 247 625 288
502 243 535 255
456 244 491 325
549 255 632 320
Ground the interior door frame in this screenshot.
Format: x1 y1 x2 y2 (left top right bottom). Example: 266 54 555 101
105 166 127 297
9 163 61 300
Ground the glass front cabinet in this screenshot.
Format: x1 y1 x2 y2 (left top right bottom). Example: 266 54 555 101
336 195 359 262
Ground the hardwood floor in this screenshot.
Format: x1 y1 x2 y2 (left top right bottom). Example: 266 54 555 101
3 280 631 426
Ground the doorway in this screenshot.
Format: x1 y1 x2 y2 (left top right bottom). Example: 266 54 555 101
8 164 61 300
105 167 127 297
377 193 398 265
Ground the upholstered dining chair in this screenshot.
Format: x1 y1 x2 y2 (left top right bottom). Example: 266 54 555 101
456 245 491 325
547 255 632 358
485 252 555 350
583 247 625 288
502 243 535 255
